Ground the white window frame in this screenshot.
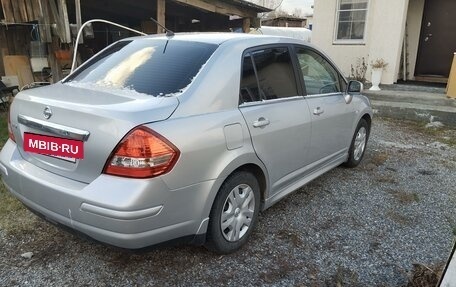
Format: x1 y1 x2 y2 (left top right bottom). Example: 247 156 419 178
333 0 370 45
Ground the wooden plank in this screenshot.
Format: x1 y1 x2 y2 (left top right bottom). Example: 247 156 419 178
25 0 35 21
18 0 29 22
12 29 20 53
414 76 448 84
39 0 52 42
4 29 14 54
4 26 29 56
1 0 15 23
31 0 42 20
58 0 71 43
141 21 155 34
10 0 23 22
0 28 8 76
48 36 63 82
447 53 456 98
48 0 65 41
157 0 165 34
75 0 82 43
242 17 250 33
173 0 257 18
3 55 34 88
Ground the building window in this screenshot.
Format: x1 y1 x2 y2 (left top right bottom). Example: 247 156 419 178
335 0 369 42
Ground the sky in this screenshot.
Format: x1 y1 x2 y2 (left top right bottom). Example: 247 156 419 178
281 0 314 11
255 0 315 15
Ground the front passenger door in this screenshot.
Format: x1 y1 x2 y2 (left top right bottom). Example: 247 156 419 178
295 46 355 165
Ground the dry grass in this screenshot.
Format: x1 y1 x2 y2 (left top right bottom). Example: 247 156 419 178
277 229 303 247
385 117 456 147
387 210 411 225
402 263 444 287
387 189 420 204
370 152 389 166
376 174 398 184
259 257 298 283
326 266 361 287
0 114 56 240
379 118 456 160
0 182 37 236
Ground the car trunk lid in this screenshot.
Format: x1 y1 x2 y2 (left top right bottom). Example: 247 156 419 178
10 83 179 183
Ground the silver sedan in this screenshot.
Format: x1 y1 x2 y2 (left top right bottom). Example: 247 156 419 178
0 33 372 253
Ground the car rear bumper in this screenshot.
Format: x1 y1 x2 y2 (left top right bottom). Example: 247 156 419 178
0 140 215 249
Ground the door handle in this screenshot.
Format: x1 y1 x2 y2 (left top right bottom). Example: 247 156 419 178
253 117 270 128
313 107 324 115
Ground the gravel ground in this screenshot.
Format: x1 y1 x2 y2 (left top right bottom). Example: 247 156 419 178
1 117 455 286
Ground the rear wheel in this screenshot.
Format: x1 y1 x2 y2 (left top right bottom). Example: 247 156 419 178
344 119 369 168
205 171 260 254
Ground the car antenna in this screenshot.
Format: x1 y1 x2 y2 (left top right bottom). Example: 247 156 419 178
150 17 174 37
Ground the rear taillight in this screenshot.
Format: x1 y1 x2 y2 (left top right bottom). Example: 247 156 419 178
7 109 15 142
104 126 179 178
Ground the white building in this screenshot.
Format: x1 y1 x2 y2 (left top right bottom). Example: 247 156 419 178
311 0 456 84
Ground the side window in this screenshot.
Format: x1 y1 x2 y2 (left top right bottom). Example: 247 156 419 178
339 74 348 92
295 47 342 95
240 47 298 104
252 47 298 100
240 54 262 103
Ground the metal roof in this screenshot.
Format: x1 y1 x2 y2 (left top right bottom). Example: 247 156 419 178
223 0 272 13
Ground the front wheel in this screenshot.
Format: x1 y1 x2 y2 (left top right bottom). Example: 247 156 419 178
344 119 369 168
205 171 260 254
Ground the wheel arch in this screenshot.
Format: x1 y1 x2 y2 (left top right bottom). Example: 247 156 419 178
232 163 267 206
201 154 269 221
361 113 372 132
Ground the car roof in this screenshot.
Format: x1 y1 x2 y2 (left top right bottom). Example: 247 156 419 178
125 32 304 46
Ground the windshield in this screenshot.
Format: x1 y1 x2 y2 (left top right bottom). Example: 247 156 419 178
64 39 218 97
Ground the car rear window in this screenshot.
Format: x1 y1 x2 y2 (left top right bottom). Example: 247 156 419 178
64 39 217 97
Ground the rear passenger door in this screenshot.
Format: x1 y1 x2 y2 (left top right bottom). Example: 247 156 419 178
239 46 312 196
294 46 354 165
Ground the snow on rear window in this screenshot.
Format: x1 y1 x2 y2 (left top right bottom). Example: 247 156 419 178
64 39 217 97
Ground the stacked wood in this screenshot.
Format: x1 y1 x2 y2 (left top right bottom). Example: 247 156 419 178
1 0 42 23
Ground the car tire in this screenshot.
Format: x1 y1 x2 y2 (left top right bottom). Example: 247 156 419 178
205 171 260 254
344 118 370 168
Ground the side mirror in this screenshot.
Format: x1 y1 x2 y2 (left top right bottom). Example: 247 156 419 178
344 80 363 104
347 80 363 94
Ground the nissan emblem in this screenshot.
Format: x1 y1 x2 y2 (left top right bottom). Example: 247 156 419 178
43 106 52 120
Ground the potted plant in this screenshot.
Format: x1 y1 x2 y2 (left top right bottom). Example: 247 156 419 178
369 58 388 91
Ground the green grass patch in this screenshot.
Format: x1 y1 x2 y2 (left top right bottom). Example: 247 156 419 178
0 112 36 235
405 120 455 146
0 112 9 149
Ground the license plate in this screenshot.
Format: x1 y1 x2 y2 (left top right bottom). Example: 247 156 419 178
23 133 84 161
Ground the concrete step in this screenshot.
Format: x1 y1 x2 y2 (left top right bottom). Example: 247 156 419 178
361 84 456 126
370 100 456 126
364 90 456 108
